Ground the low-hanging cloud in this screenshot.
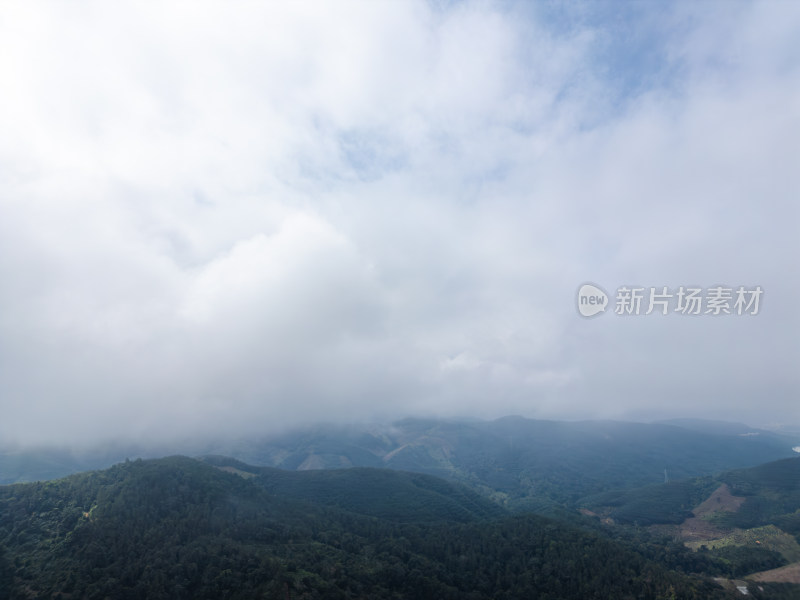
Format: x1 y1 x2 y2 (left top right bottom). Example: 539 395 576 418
0 1 798 445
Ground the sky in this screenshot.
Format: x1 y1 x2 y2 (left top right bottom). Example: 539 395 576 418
1 1 798 446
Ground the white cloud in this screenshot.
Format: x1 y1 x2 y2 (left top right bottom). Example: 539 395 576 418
0 1 798 444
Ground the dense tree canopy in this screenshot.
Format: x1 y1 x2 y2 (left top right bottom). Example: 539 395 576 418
0 457 741 599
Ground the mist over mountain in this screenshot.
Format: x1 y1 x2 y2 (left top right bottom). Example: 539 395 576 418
5 418 800 597
5 417 799 507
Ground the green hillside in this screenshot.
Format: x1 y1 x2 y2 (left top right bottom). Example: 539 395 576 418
582 457 800 530
192 417 800 513
200 455 504 523
713 458 800 531
4 418 798 512
0 456 736 599
580 456 800 590
581 478 720 525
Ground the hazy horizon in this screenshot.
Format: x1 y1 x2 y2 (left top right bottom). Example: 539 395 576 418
1 2 798 447
3 413 799 458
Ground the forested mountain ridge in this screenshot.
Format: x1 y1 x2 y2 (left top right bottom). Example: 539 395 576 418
582 456 800 529
4 417 798 510
199 455 504 523
0 455 738 599
214 416 800 507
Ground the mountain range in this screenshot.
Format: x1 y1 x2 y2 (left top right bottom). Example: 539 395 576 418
5 416 797 509
3 417 800 597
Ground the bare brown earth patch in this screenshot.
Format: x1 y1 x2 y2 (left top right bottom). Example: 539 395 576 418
692 483 746 518
749 561 800 584
679 484 746 542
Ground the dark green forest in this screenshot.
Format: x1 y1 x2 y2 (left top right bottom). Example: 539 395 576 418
0 456 738 599
582 457 800 531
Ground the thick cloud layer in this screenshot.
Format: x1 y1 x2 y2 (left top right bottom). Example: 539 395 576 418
1 1 798 445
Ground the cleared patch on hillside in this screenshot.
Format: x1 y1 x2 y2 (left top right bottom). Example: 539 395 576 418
678 484 746 542
749 561 800 584
692 484 746 518
713 578 753 595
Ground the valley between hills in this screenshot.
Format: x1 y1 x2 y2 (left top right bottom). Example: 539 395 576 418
3 416 800 599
